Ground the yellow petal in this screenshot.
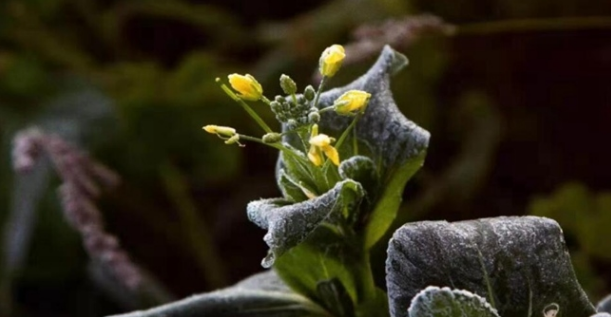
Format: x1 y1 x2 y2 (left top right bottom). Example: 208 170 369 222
308 146 324 166
322 145 340 166
309 134 332 147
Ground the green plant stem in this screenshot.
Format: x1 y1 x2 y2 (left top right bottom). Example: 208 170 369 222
160 163 227 288
216 79 273 133
456 16 611 35
312 77 327 109
335 114 361 150
238 134 308 163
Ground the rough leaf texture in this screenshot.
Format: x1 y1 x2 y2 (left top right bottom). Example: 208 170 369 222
107 271 330 317
247 180 364 267
386 216 596 317
408 286 499 317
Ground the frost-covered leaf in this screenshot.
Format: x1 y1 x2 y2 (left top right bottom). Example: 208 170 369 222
247 179 364 267
408 286 499 317
386 216 596 317
107 271 331 317
299 46 429 248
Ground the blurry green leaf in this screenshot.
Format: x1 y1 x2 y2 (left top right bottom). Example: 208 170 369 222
407 286 499 317
0 54 49 98
529 183 611 260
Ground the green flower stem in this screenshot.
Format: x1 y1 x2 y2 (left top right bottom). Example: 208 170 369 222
312 76 327 109
261 96 272 105
160 163 228 288
238 134 308 164
352 126 358 156
335 113 361 150
290 93 298 106
318 106 335 113
216 78 273 133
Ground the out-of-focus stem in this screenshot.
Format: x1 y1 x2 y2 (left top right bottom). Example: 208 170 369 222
160 163 228 288
457 17 611 35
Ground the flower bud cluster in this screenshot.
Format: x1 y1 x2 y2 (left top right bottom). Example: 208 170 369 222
270 88 319 129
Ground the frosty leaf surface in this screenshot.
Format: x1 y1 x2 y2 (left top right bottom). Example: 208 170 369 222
386 216 596 317
107 271 331 317
408 286 500 317
247 179 364 267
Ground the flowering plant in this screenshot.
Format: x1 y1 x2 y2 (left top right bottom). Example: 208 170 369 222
110 45 606 317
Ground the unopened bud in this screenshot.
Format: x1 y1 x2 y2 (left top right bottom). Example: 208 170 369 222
308 112 320 123
319 44 345 77
262 133 282 144
304 85 316 101
279 74 297 95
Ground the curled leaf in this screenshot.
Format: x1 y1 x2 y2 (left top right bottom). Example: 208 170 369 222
408 286 500 317
247 180 364 267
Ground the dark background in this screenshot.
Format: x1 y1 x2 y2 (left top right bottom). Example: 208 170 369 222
1 0 611 316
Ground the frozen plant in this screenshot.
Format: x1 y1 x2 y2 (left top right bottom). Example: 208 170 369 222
110 45 610 317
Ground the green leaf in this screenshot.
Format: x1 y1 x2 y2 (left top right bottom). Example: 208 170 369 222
339 156 379 199
363 150 426 249
107 271 331 317
407 286 499 317
247 180 364 267
278 169 310 202
316 278 355 317
386 216 597 317
273 226 374 311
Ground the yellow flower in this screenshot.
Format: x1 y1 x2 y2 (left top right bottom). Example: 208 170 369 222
333 90 371 115
307 125 340 166
203 125 236 137
319 44 345 77
228 74 263 101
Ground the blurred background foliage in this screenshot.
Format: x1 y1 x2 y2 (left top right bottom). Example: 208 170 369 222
0 0 610 316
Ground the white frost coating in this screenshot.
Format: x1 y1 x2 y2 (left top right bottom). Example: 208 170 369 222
247 179 364 267
386 216 597 317
407 286 500 317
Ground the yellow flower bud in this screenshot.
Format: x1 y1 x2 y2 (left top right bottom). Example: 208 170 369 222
333 90 371 115
203 125 236 137
319 44 345 77
228 74 263 101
